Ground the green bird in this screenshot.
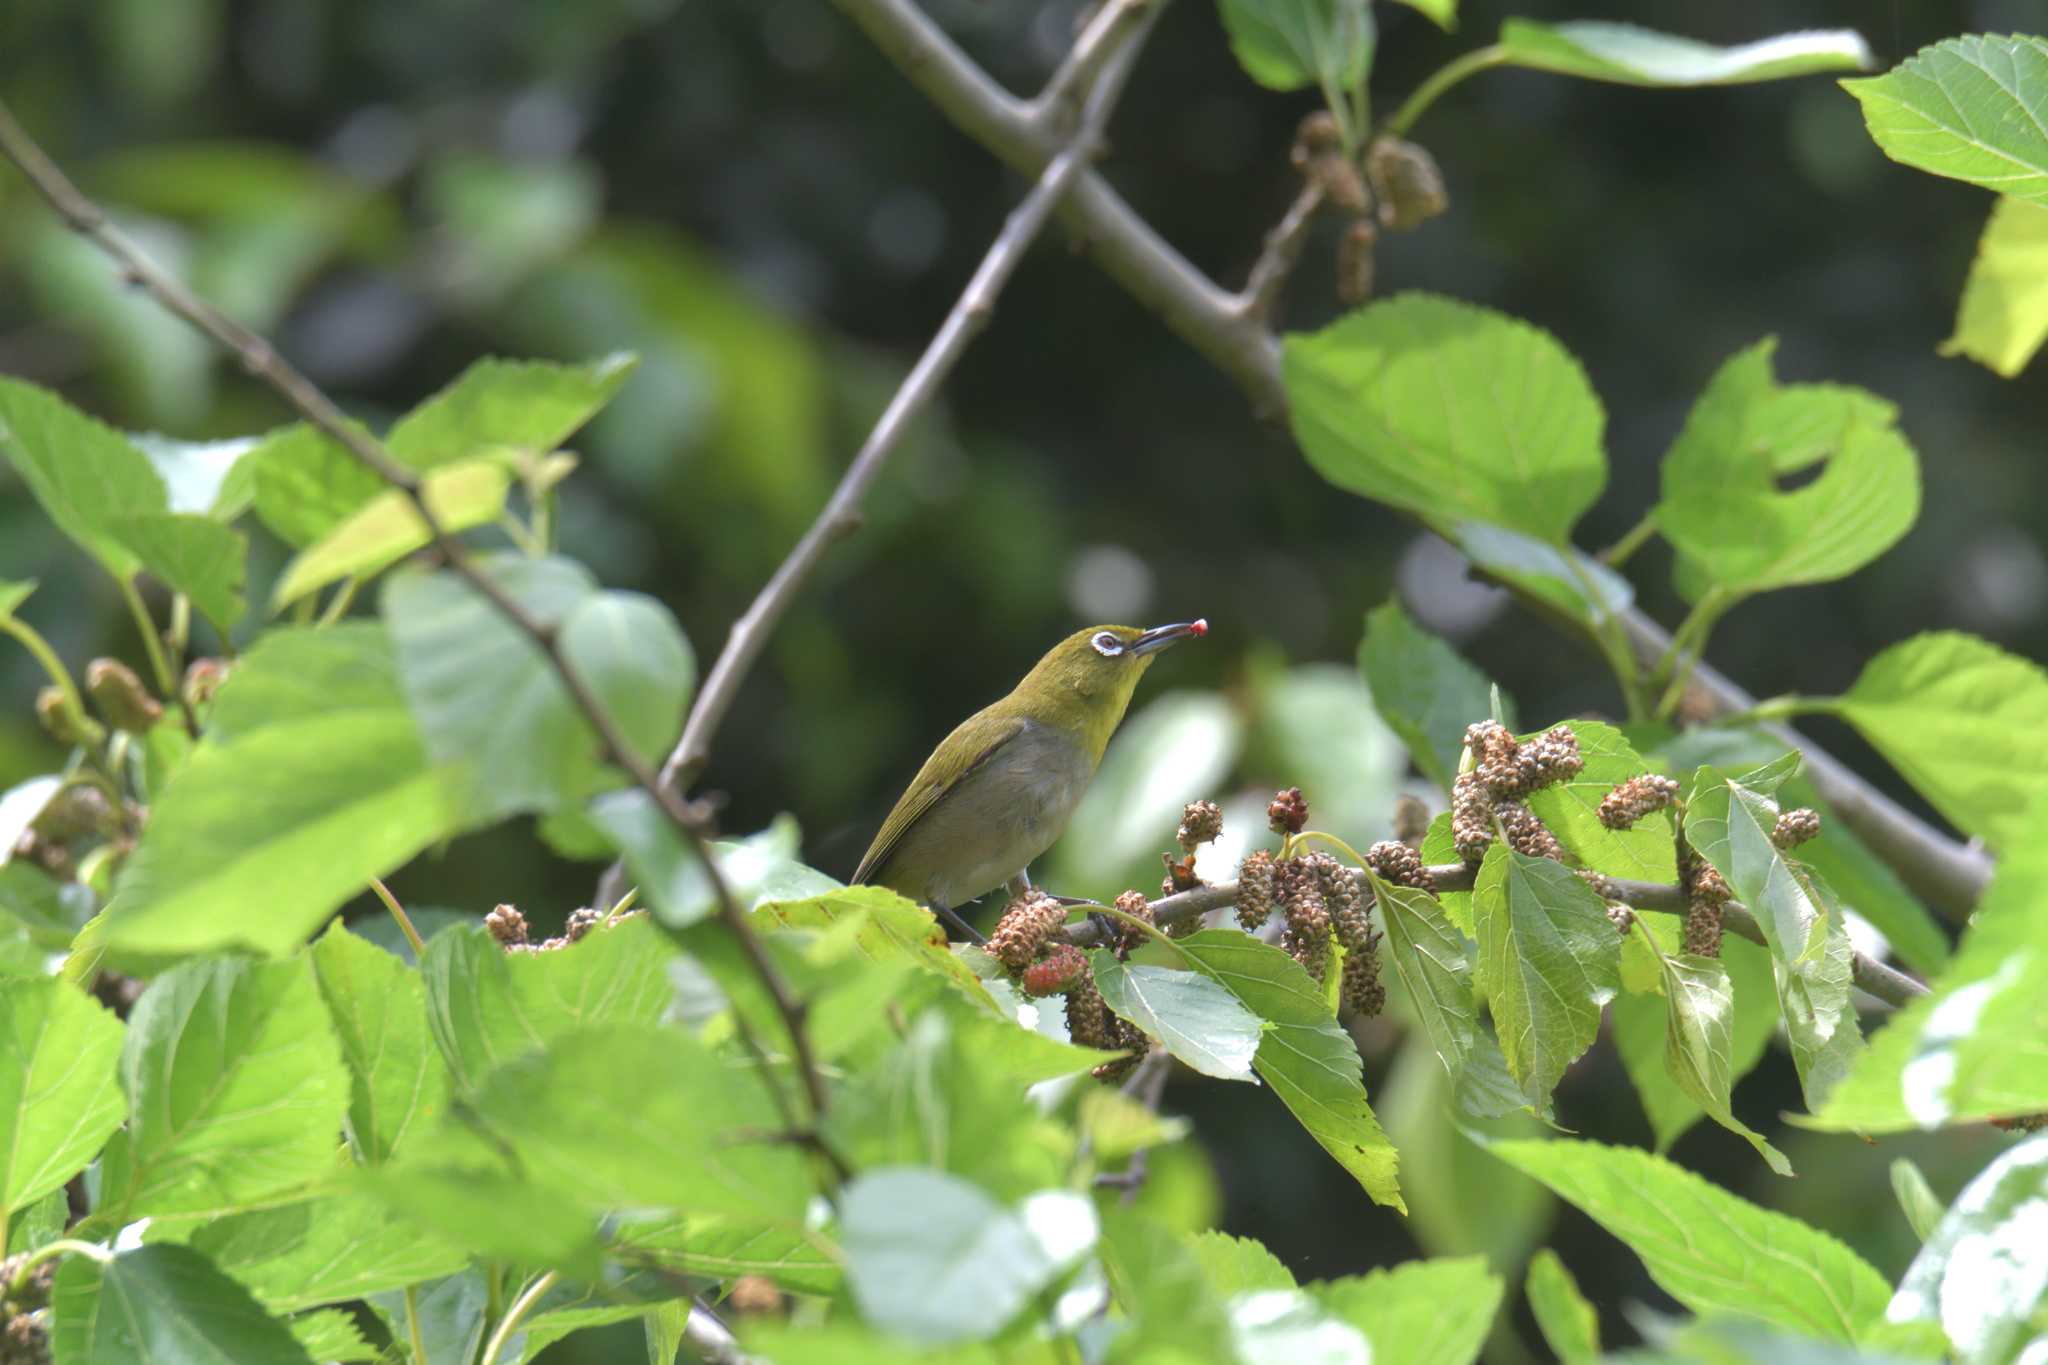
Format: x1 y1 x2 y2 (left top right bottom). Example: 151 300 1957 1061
854 620 1208 938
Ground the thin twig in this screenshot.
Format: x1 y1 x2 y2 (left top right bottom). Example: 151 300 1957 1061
659 0 1164 794
825 0 1994 915
479 1269 558 1365
1239 181 1326 323
368 877 427 960
1094 1046 1172 1204
1030 0 1153 131
0 99 834 1127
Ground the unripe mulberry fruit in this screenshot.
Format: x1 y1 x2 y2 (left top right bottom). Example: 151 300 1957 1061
1065 970 1112 1051
1176 800 1224 851
1578 869 1618 901
1772 807 1821 849
1340 942 1386 1017
86 658 161 733
1024 943 1089 997
1114 889 1160 948
1310 852 1373 952
1464 721 1525 796
1606 902 1636 936
1451 772 1494 866
1267 787 1309 835
1366 839 1435 893
1600 774 1679 830
1367 135 1448 230
1278 857 1331 980
31 785 114 843
34 686 83 744
1337 219 1376 306
485 903 529 947
1519 726 1584 790
988 891 1066 975
1497 801 1563 862
564 907 604 942
1236 849 1278 932
182 657 228 708
1392 794 1431 847
1682 896 1723 958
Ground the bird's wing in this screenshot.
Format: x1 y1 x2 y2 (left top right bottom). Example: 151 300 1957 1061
852 712 1028 888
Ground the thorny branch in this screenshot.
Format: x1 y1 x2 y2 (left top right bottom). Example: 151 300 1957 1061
825 0 1992 925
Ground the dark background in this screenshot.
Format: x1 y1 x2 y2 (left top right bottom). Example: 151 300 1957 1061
0 0 2036 1357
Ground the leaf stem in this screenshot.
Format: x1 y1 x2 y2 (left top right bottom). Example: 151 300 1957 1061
1654 590 1731 719
480 1270 557 1365
1290 829 1374 868
404 1283 429 1365
1600 512 1659 568
0 612 98 744
368 877 426 959
317 576 361 627
1384 44 1507 138
116 576 176 703
9 1237 112 1294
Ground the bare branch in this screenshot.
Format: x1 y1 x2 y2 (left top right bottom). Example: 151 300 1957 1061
0 99 835 1127
1239 181 1326 324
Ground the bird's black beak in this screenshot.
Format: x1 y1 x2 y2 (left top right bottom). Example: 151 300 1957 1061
1131 619 1208 656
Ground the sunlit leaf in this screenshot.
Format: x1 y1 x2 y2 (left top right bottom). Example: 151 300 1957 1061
1216 0 1375 94
112 512 248 632
52 1244 313 1365
1472 845 1619 1107
1454 522 1635 632
183 1193 468 1313
0 976 126 1212
1888 1135 2048 1364
1091 953 1263 1080
1317 1256 1502 1365
0 376 167 578
1525 720 1676 882
1525 1250 1599 1363
1845 36 2048 206
270 459 511 609
1942 196 2048 377
1613 934 1775 1152
1499 20 1871 85
1371 876 1476 1079
308 923 451 1162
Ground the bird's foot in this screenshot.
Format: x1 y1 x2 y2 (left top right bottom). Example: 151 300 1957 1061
929 901 988 946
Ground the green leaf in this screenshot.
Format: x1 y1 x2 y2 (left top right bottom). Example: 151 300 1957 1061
1613 935 1775 1152
8 1187 68 1255
840 1168 1084 1345
615 1215 840 1294
1229 1289 1371 1364
1472 845 1619 1106
383 554 693 826
1101 1208 1234 1357
1189 1230 1296 1294
0 976 126 1212
183 1192 469 1313
1499 21 1871 85
366 1273 492 1365
1359 600 1508 790
595 803 834 930
1891 1135 2048 1363
1317 1257 1503 1365
1525 720 1676 882
1891 1158 1946 1244
1656 339 1917 599
1810 631 2048 853
1171 930 1403 1210
111 512 248 632
1370 876 1476 1079
308 922 451 1162
250 422 386 549
1216 0 1374 94
99 957 350 1220
1811 794 2048 1131
52 1244 314 1364
1090 953 1263 1080
1486 1137 1893 1342
755 884 993 1013
1389 0 1454 34
286 1308 377 1362
0 579 31 618
1942 195 2048 377
270 459 512 609
1453 522 1635 631
1844 36 2048 207
419 915 672 1094
384 352 637 468
1525 1250 1599 1364
0 376 168 577
1284 294 1607 543
1629 921 1791 1174
363 1161 602 1272
102 624 459 955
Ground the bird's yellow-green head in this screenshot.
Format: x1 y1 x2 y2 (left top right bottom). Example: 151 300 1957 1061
1009 620 1208 763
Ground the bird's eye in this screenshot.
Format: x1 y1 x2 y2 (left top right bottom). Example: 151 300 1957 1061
1091 632 1124 657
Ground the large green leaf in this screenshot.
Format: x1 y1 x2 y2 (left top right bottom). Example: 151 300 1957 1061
270 459 511 609
1656 340 1916 600
1091 953 1263 1081
183 1192 469 1313
308 923 450 1162
1612 934 1775 1153
1525 1250 1599 1363
111 512 248 633
1172 930 1403 1210
249 422 386 549
1284 294 1607 543
1472 845 1620 1107
0 376 167 577
419 915 673 1093
1844 36 2048 207
615 1215 840 1295
1100 1208 1235 1358
52 1244 313 1365
0 976 126 1212
1371 877 1476 1079
1499 21 1871 86
1889 1135 2048 1363
383 554 694 827
1358 600 1507 791
1943 195 2048 377
1316 1257 1503 1365
1487 1138 1892 1342
1216 0 1374 94
384 352 637 468
102 624 459 955
1812 794 2048 1131
1807 631 2048 853
286 1308 377 1362
99 957 350 1220
1525 720 1676 882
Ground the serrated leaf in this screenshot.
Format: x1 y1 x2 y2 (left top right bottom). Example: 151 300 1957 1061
384 554 693 827
184 1192 469 1313
1525 1250 1599 1363
1613 934 1775 1152
1090 954 1263 1080
616 1215 840 1294
1372 876 1476 1079
1171 930 1403 1210
0 376 167 577
1216 0 1375 94
1888 1135 2048 1363
286 1308 377 1362
99 957 350 1220
1472 845 1620 1106
754 885 991 1010
1317 1257 1502 1365
271 458 511 609
1359 600 1508 790
1524 720 1676 881
1499 20 1871 85
1284 294 1607 543
1811 630 2048 853
250 422 386 549
112 512 248 632
1101 1208 1235 1356
1486 1137 1893 1341
52 1244 313 1364
1454 521 1635 631
0 976 126 1212
1942 195 2048 377
420 915 672 1094
1189 1230 1296 1294
309 923 451 1162
101 625 459 955
1844 36 2048 206
1657 339 1917 600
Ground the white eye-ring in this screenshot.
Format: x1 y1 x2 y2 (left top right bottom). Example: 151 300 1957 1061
1091 631 1125 657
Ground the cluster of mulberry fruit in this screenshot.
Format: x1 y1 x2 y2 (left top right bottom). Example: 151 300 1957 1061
485 902 622 953
0 1253 53 1365
988 890 1146 1081
1677 844 1731 957
1450 722 1583 867
1598 774 1679 830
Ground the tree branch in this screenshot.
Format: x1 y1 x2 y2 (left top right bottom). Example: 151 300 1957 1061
663 0 1165 792
1056 863 1930 1010
825 0 1991 921
1239 181 1325 324
0 99 835 1127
